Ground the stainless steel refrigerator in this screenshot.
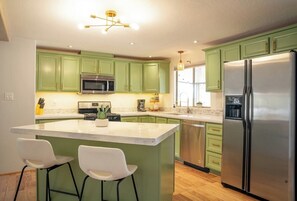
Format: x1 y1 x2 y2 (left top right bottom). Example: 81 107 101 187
221 52 296 201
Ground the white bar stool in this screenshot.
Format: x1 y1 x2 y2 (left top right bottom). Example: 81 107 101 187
14 138 80 201
78 145 139 201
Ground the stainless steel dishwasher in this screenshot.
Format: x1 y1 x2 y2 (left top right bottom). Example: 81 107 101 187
181 120 206 168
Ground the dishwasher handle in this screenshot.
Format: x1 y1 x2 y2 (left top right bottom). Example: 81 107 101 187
182 122 205 128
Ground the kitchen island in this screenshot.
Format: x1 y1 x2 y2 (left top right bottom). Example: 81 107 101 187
11 120 179 201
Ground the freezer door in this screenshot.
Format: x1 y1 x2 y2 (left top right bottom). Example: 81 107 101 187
221 60 246 189
249 53 295 201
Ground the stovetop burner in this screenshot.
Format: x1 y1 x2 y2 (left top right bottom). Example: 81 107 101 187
78 101 121 121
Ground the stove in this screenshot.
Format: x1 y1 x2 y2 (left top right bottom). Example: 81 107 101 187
78 101 121 121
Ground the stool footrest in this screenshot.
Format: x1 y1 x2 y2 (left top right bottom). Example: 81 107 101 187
50 189 79 197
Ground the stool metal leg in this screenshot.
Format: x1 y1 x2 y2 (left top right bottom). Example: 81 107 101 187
131 174 139 201
79 175 89 201
67 162 80 199
46 169 51 201
13 165 27 201
116 179 124 201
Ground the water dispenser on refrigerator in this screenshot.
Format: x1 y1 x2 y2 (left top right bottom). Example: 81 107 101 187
225 96 243 120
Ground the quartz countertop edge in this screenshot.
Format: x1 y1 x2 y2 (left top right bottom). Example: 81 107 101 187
35 112 223 124
11 120 179 146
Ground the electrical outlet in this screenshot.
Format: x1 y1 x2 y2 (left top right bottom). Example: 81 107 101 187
4 92 14 101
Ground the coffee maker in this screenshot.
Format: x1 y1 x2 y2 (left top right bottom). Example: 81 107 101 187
137 99 146 112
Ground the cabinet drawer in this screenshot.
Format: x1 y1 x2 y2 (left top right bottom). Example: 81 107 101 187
206 151 222 172
155 117 167 124
206 135 222 154
206 123 222 136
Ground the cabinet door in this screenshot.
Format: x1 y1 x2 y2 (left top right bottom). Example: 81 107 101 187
206 49 221 91
155 117 167 124
115 61 129 92
138 116 149 123
159 63 170 93
143 63 159 93
81 57 98 73
221 44 240 63
61 56 80 92
241 36 269 59
121 117 139 122
270 27 297 53
130 62 143 93
37 53 60 91
99 59 114 75
167 118 181 158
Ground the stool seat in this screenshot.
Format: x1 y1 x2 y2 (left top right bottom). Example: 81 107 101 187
14 138 80 201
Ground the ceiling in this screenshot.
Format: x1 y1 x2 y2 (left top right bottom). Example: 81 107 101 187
1 0 297 63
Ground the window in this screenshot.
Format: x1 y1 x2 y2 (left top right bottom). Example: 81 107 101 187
175 65 210 107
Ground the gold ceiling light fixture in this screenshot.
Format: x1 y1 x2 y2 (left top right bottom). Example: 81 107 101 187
83 10 139 34
177 50 185 71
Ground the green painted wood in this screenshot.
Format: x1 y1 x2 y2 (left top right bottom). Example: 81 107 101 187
205 49 221 91
241 35 269 59
138 116 155 123
130 62 143 93
221 44 240 63
81 57 98 73
205 151 222 172
158 63 170 93
270 26 297 53
167 118 181 158
37 53 60 91
36 135 174 201
115 61 130 92
60 56 80 92
121 117 139 122
155 117 167 124
143 63 159 93
99 59 114 75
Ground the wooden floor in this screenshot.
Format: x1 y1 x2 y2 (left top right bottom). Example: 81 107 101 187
0 162 258 201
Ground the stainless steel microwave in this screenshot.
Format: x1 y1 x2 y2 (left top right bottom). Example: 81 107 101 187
80 74 115 94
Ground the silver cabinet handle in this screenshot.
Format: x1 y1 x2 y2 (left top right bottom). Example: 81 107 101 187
182 123 205 128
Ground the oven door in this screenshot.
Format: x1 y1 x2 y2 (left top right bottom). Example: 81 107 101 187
81 79 108 94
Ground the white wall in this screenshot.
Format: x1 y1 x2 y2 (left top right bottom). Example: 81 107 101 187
0 37 36 174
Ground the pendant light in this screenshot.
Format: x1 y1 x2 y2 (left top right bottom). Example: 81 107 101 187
177 50 184 71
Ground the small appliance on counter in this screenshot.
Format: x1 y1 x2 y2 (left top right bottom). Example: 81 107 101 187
78 101 121 121
137 99 146 112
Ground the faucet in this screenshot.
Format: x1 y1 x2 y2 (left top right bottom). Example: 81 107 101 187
178 92 191 113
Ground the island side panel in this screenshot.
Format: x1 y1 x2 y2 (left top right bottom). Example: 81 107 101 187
36 135 174 201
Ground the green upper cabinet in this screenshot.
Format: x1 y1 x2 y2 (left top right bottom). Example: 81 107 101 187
221 44 240 63
158 63 170 93
143 63 159 93
60 56 80 92
115 61 129 92
130 62 143 93
241 35 270 59
270 26 297 53
98 59 114 75
37 53 60 91
81 57 98 73
205 49 221 91
143 62 170 93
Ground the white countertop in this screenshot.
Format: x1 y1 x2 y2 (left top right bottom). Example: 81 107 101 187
35 112 223 124
11 120 179 146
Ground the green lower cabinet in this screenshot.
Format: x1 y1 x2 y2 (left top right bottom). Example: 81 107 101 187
205 151 222 172
167 118 181 158
155 117 167 124
205 123 222 173
139 116 156 123
121 116 139 122
35 118 83 124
